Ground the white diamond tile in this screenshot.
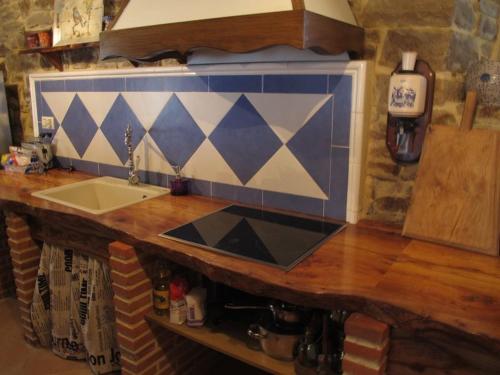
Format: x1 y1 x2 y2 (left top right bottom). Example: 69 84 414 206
246 93 331 143
51 127 79 159
121 92 173 131
134 134 175 174
246 145 328 199
78 92 119 127
42 92 76 124
82 129 122 166
176 92 240 136
182 139 242 185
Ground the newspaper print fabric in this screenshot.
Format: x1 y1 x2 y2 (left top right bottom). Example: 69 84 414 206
31 244 121 374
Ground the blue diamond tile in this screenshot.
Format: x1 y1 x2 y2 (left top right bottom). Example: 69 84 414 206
149 94 205 168
324 146 349 220
209 95 282 184
61 95 98 157
287 98 333 195
100 94 147 165
329 75 352 146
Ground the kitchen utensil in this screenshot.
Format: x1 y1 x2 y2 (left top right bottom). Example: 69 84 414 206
403 91 500 255
247 322 303 361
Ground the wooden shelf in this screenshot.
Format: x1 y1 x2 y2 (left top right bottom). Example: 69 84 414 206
146 312 295 375
19 42 99 71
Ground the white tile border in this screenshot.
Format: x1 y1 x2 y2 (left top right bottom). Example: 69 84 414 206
30 61 369 223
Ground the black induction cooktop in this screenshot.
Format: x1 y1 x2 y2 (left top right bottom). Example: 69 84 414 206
160 205 346 271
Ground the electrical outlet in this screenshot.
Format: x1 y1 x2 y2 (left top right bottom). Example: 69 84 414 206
41 116 55 129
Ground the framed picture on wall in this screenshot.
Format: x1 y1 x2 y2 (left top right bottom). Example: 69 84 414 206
52 0 104 46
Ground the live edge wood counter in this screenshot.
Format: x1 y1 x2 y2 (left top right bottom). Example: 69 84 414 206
1 171 499 351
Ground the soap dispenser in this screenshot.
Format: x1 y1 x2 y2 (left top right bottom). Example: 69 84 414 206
386 51 435 163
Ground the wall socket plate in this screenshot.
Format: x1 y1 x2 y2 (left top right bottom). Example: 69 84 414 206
41 116 55 129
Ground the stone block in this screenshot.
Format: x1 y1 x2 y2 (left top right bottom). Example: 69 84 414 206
447 32 479 72
480 16 498 41
434 78 465 106
25 10 52 31
381 29 452 71
359 0 455 28
480 0 499 18
453 0 476 31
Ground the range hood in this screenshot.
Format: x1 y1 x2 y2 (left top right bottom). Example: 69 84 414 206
100 0 364 64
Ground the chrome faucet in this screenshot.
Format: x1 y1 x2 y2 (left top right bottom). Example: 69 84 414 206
124 124 140 185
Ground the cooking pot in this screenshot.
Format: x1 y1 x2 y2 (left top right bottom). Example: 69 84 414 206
247 322 303 361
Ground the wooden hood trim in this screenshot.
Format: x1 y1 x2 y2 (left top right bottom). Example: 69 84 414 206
99 10 364 64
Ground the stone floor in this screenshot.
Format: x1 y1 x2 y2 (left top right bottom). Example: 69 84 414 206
0 297 91 374
0 297 265 374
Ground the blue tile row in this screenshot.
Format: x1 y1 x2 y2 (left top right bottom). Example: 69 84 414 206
38 74 348 94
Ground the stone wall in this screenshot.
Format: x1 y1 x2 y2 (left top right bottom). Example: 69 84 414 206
351 0 500 223
0 0 499 224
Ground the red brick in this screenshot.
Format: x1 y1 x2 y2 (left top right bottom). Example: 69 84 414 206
116 319 150 338
120 341 156 362
109 241 137 260
115 304 153 325
344 336 389 364
110 256 142 274
11 256 40 271
112 278 152 299
16 288 34 301
121 347 164 373
345 313 389 345
9 248 40 262
14 277 37 292
117 330 155 352
6 226 31 240
5 214 26 228
13 266 38 281
343 355 387 375
114 292 152 312
111 268 149 287
8 238 37 252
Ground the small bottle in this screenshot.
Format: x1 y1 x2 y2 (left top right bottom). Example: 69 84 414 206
169 276 189 325
153 261 172 316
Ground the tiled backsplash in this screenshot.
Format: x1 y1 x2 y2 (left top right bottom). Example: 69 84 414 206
30 62 367 222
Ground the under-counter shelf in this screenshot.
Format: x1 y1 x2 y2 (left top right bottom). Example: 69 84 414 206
145 312 294 375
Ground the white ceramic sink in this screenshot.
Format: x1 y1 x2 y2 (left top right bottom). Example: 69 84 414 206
32 176 170 215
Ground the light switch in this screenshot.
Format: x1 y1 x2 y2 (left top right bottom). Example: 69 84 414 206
41 116 55 129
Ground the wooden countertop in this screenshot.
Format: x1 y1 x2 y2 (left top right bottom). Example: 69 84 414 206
1 170 499 344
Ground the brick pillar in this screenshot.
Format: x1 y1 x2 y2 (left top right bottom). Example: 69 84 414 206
343 313 390 375
4 211 41 345
0 212 15 298
109 241 219 375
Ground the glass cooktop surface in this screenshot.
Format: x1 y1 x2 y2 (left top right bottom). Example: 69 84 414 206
160 205 346 270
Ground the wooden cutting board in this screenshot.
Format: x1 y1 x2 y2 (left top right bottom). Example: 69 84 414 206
403 91 500 256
